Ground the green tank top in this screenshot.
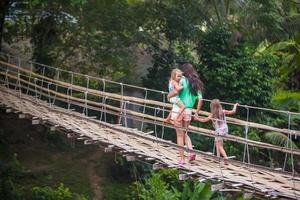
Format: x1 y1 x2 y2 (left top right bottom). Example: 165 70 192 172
178 76 202 108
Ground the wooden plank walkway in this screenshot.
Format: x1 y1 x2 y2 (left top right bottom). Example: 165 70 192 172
0 86 299 199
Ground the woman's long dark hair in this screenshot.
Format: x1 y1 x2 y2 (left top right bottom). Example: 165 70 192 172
180 63 204 95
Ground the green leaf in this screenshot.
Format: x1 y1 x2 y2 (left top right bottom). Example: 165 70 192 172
265 132 299 149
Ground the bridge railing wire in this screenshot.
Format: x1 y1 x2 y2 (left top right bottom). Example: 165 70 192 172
0 53 299 183
1 63 299 166
1 61 300 198
1 52 299 198
1 52 299 116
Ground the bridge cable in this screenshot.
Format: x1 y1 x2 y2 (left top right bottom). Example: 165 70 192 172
124 101 128 127
39 66 46 99
14 66 19 90
67 72 74 110
2 52 300 116
100 79 107 122
243 106 250 163
33 78 38 102
243 106 255 196
2 59 300 197
120 82 128 127
154 107 159 147
3 69 298 156
287 112 298 199
140 88 148 131
47 82 53 107
4 68 9 88
15 72 21 97
161 92 166 139
26 63 33 95
15 61 22 98
2 80 299 198
52 68 60 105
83 75 89 116
4 67 300 144
118 83 124 125
283 111 295 174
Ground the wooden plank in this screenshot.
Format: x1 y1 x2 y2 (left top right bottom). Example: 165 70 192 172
1 86 300 199
18 113 25 119
211 182 224 191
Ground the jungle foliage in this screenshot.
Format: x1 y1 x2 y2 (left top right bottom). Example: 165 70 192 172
1 0 300 199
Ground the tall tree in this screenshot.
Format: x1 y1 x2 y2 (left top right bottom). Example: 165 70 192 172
0 0 11 51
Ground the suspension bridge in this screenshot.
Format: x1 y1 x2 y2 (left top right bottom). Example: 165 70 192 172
0 53 300 199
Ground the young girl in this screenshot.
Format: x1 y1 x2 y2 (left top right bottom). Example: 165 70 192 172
195 99 238 165
164 69 185 125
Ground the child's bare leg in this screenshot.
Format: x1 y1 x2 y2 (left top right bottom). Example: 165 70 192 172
164 112 172 124
184 133 193 149
216 140 220 157
176 128 185 163
176 100 185 121
217 140 228 160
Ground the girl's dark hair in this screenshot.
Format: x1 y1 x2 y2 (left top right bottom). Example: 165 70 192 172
180 63 204 95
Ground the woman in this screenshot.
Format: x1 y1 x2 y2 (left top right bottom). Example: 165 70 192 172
168 63 204 165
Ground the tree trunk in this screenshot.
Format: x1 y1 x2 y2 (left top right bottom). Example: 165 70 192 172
0 0 11 51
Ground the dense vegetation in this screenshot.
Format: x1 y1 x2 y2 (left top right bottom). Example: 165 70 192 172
0 0 300 199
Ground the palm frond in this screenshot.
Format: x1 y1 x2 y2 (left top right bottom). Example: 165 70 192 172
265 131 299 149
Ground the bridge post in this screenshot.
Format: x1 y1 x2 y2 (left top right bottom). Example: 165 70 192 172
104 145 114 152
18 113 25 119
126 155 135 162
211 182 224 191
161 91 166 139
152 162 164 170
32 117 40 125
243 193 253 199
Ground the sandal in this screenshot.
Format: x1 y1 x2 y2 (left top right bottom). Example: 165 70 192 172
179 160 185 165
224 158 229 165
188 153 196 162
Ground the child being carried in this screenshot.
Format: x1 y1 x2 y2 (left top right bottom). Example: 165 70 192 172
164 69 185 125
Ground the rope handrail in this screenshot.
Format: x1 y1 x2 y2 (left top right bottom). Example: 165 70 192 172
1 60 299 137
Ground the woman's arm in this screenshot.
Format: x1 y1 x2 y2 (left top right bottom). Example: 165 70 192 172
167 81 181 98
173 81 183 91
224 103 238 115
194 92 203 118
167 90 179 99
194 98 203 117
